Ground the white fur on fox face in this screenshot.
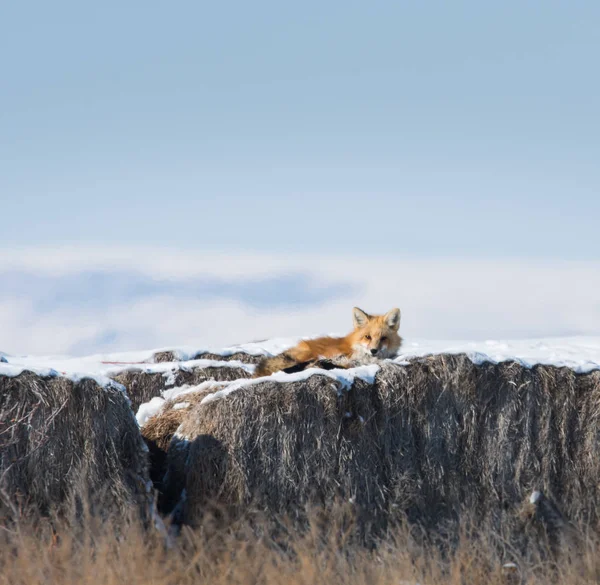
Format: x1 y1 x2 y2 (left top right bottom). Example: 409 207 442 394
352 343 371 357
353 340 391 358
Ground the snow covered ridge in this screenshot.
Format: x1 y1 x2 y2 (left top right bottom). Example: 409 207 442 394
153 336 600 373
396 337 600 374
2 336 600 389
0 362 126 392
0 355 255 385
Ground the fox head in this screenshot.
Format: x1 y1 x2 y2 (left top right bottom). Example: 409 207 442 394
351 307 402 359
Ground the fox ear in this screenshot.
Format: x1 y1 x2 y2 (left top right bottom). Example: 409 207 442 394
352 307 370 329
384 308 401 331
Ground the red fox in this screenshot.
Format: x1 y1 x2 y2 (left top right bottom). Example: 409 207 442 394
254 307 402 377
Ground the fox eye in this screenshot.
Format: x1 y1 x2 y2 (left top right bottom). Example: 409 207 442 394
364 335 371 340
381 336 387 342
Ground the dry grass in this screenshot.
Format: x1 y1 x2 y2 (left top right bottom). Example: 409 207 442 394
2 507 600 585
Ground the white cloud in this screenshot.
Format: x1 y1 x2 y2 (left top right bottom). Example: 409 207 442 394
0 247 599 355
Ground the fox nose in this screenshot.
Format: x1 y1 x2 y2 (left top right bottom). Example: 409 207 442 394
370 348 378 356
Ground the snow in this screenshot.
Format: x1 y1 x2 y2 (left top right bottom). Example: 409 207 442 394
136 396 167 427
530 490 542 504
0 361 125 391
164 339 292 360
134 365 379 424
0 352 254 391
396 337 600 374
1 349 160 375
3 336 600 404
161 380 223 400
163 371 177 386
199 363 380 405
135 381 227 427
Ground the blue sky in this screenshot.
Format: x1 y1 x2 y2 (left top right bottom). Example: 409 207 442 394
1 2 599 353
2 1 599 257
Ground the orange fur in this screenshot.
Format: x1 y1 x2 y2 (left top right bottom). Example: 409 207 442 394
254 307 402 377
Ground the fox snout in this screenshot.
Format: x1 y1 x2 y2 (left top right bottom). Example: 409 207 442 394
358 339 391 358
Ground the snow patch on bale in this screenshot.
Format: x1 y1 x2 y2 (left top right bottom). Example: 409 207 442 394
111 361 252 412
200 363 379 405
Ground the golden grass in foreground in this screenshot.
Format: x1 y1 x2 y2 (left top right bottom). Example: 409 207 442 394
2 510 600 585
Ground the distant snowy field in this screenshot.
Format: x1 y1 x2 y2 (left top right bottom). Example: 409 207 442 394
2 336 600 382
1 248 599 356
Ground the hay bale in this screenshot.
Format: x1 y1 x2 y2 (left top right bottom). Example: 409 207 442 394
190 352 263 364
111 364 251 412
140 385 220 509
169 375 341 521
160 354 600 548
142 388 216 452
150 350 262 365
151 351 179 363
0 370 152 525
